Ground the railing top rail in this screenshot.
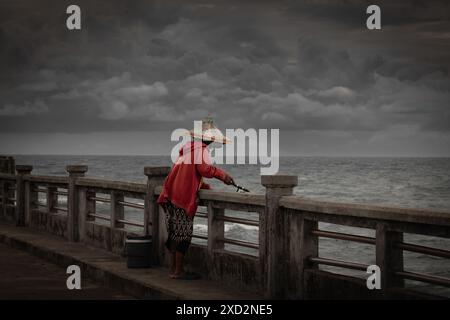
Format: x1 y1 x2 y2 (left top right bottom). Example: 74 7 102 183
75 177 147 194
198 189 265 207
280 196 450 227
25 175 69 184
0 173 16 181
8 169 450 228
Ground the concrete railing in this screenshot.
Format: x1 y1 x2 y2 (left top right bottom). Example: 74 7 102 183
1 162 450 299
0 156 15 174
280 196 450 299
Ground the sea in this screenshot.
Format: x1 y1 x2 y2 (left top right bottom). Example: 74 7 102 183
13 155 450 296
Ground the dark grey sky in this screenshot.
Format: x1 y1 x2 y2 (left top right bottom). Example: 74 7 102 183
0 0 449 156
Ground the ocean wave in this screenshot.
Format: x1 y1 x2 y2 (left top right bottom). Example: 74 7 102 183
194 222 258 233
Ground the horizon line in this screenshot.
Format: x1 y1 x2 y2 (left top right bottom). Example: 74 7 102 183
6 153 450 158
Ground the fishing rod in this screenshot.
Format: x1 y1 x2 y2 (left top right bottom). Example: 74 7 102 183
232 182 250 193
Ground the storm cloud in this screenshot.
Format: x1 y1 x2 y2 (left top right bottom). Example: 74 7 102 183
0 0 449 155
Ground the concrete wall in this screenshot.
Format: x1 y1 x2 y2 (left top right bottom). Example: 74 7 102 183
303 269 443 300
0 156 15 174
185 245 262 294
84 222 131 255
2 207 16 224
79 221 263 293
0 156 16 223
29 212 68 239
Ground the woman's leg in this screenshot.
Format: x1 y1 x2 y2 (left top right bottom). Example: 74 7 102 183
168 204 194 279
169 250 176 277
164 203 177 277
174 250 185 277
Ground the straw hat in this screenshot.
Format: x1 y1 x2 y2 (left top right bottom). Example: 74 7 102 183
188 116 231 144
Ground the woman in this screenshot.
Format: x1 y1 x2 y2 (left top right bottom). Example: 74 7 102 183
157 117 234 280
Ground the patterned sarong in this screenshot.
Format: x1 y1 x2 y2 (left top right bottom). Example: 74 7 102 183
163 201 193 254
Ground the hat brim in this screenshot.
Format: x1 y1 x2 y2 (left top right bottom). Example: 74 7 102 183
188 130 231 144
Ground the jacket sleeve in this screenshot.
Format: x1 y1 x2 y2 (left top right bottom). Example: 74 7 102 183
194 145 227 182
196 163 226 181
200 182 211 190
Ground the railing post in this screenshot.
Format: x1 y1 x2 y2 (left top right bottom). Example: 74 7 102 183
15 165 33 226
2 181 15 222
66 165 88 242
25 182 37 227
110 191 124 230
261 175 298 299
2 156 15 222
291 215 318 299
144 166 171 265
207 203 225 255
46 187 58 215
78 187 96 242
1 180 5 219
376 222 404 296
0 156 15 174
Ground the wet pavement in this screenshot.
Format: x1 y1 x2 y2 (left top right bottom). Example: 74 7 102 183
0 243 134 300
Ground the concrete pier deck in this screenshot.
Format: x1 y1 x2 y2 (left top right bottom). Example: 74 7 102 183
0 242 133 299
0 223 262 300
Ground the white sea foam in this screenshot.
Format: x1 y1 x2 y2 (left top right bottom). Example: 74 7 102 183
194 222 258 232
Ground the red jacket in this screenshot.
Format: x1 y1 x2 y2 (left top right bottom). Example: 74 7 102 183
157 141 227 217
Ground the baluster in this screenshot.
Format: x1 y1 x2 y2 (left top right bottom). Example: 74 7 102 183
0 181 5 218
294 216 318 299
261 174 298 299
4 181 15 221
207 203 225 255
144 166 170 265
15 165 33 226
25 182 37 226
46 186 58 215
66 165 88 242
78 187 96 241
376 222 404 296
110 191 124 230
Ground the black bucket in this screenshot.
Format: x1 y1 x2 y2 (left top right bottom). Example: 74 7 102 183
125 235 152 268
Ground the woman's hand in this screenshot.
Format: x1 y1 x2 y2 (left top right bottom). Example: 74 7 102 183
223 173 235 186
